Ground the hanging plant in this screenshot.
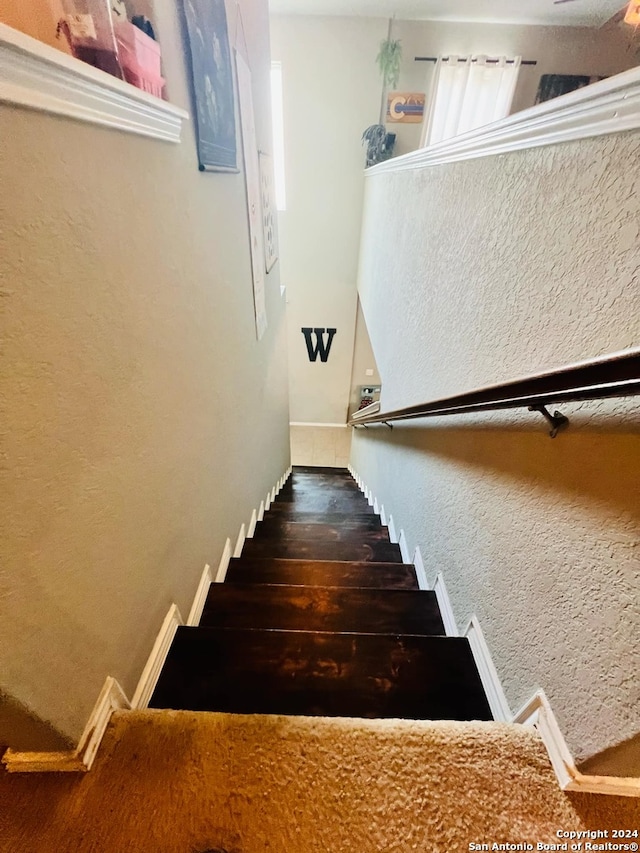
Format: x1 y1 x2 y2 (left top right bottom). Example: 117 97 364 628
376 36 402 90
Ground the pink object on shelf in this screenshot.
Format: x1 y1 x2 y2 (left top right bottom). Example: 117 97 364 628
115 20 161 78
122 62 165 99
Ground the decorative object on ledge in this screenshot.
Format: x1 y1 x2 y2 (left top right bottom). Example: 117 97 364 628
365 65 640 174
180 0 237 171
535 73 605 104
0 23 187 142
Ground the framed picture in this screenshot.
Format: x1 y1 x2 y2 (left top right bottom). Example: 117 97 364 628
259 153 278 274
236 50 267 340
181 0 237 171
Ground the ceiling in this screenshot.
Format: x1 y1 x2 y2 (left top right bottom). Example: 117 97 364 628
268 0 625 28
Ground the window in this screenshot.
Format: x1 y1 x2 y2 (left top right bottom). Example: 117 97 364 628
270 61 286 211
421 55 521 146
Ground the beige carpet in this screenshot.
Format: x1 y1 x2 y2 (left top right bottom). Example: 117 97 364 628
1 711 638 852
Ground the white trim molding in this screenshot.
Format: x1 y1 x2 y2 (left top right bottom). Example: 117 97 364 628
233 523 246 558
387 514 398 544
464 615 512 723
214 538 233 583
247 509 258 538
0 23 188 142
368 66 640 175
131 604 183 710
433 572 459 637
514 690 640 798
412 546 428 590
2 676 130 773
398 529 410 563
187 563 213 627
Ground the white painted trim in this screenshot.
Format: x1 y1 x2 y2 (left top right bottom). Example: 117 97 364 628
366 488 374 507
257 500 265 522
368 66 640 175
186 563 212 627
2 675 130 773
0 23 187 143
379 504 387 526
514 690 640 798
398 529 410 563
433 572 459 637
265 489 272 511
233 523 246 559
214 538 233 583
373 497 379 515
387 514 398 544
247 509 258 538
464 615 512 723
270 486 276 504
412 546 428 590
289 421 348 428
131 604 183 710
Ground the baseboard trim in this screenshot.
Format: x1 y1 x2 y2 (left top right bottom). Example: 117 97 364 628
187 563 213 626
131 604 183 710
514 690 640 797
464 615 511 722
2 675 130 773
387 514 398 544
433 572 459 637
247 509 258 538
398 529 410 563
413 546 428 590
214 538 233 583
233 523 246 558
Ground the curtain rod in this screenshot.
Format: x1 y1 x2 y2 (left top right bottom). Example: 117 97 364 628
415 56 537 65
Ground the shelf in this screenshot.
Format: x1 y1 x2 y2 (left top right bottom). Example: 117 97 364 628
0 22 188 142
367 64 640 174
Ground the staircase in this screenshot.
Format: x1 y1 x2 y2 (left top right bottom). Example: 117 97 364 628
150 466 492 721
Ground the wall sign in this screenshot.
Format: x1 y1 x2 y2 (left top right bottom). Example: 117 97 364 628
386 92 425 123
301 327 336 362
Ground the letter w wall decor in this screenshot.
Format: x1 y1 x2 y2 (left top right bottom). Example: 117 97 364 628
301 327 337 363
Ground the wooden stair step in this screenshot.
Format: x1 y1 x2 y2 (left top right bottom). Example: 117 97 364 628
149 628 492 721
225 558 419 589
239 536 403 563
266 503 376 517
201 583 445 634
258 512 380 526
252 520 388 542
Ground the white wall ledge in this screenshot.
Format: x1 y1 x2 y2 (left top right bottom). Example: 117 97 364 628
367 66 640 174
0 22 188 142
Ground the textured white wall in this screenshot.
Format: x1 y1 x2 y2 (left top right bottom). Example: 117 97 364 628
352 130 640 766
0 0 290 748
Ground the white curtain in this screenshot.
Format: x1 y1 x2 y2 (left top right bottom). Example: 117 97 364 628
421 55 521 147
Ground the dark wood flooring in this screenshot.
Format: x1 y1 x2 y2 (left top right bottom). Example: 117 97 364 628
150 465 492 721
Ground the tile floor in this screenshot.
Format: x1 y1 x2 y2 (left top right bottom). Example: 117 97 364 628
289 424 352 468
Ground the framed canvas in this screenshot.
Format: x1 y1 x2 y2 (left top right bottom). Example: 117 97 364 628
236 50 267 340
259 152 278 274
181 0 237 171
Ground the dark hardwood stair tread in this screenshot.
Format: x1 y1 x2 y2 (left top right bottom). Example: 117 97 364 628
258 512 380 525
226 558 419 589
201 583 445 634
240 536 402 563
150 628 493 721
252 521 388 542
